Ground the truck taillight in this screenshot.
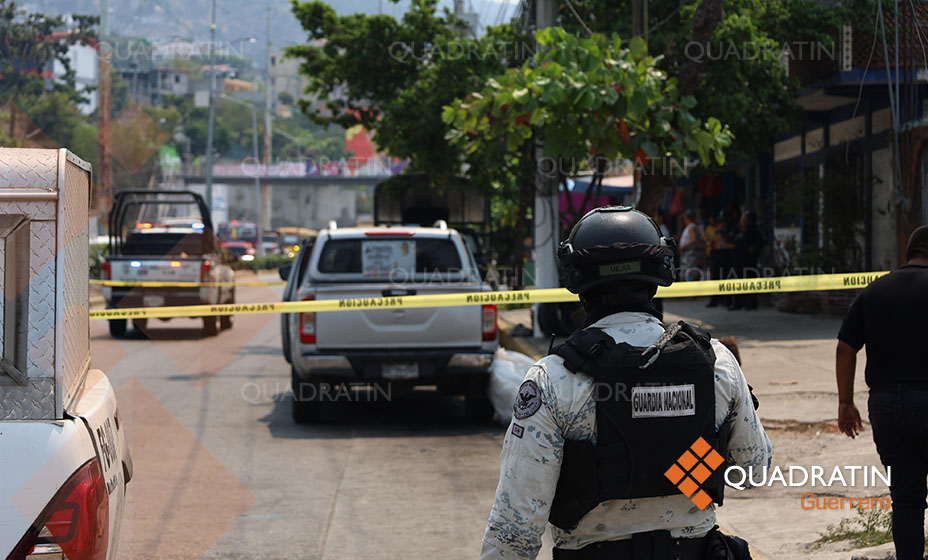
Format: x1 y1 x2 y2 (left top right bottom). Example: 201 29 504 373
200 260 211 283
482 305 497 341
299 295 316 344
101 261 111 281
8 458 109 560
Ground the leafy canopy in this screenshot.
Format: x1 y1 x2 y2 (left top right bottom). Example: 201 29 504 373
443 28 733 175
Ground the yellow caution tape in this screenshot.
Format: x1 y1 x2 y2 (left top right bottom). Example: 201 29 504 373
90 279 286 288
89 271 888 320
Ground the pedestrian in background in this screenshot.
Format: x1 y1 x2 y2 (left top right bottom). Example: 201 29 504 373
706 211 735 308
679 209 703 281
655 208 672 239
729 211 765 310
836 225 928 560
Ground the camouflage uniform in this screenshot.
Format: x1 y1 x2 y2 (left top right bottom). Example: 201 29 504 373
481 311 772 559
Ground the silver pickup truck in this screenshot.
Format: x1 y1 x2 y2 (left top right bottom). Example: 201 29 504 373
280 223 498 422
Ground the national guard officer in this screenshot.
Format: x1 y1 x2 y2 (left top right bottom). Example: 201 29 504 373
481 206 772 560
836 225 928 560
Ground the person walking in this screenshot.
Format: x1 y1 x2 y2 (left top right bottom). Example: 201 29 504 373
836 225 928 560
481 206 771 560
679 209 704 282
706 211 734 308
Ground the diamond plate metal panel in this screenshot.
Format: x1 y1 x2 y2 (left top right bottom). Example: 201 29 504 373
0 149 58 191
27 220 56 380
0 377 55 419
59 156 90 412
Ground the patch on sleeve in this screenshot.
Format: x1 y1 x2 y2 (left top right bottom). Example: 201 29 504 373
511 423 524 438
513 380 542 420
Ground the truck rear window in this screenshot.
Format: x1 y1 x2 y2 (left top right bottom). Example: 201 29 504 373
123 232 206 256
317 238 462 277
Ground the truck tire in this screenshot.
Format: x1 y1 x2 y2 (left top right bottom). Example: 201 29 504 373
109 319 127 338
202 316 219 337
291 367 322 423
220 315 233 330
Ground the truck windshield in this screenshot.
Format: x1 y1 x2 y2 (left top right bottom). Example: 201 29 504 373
317 237 463 279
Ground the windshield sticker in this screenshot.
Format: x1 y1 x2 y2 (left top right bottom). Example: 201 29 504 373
362 240 416 276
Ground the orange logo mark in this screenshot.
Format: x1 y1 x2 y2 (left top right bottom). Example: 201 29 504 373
664 437 725 510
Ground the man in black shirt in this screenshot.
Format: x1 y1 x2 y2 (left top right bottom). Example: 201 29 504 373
836 225 928 560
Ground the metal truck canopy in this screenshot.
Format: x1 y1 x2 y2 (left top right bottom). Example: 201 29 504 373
0 148 92 420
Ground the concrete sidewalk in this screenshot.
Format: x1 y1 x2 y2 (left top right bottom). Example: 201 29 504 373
497 300 897 560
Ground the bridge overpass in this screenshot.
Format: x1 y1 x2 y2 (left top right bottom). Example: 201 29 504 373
181 174 392 229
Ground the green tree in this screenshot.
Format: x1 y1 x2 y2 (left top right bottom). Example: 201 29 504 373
286 0 528 187
444 28 732 217
0 0 98 150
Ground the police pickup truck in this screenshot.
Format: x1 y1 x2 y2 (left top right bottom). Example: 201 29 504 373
0 148 131 560
102 190 235 338
280 222 498 422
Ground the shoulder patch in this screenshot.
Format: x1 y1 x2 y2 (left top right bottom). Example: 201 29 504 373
513 380 542 419
511 423 524 438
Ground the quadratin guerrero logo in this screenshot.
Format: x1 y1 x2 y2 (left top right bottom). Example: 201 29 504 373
664 437 725 510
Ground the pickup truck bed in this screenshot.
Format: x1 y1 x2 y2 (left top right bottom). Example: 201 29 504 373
283 225 498 422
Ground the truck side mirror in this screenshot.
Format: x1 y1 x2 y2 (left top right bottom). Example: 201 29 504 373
279 264 292 281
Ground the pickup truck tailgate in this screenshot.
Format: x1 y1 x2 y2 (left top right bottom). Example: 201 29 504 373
313 284 484 350
109 257 201 283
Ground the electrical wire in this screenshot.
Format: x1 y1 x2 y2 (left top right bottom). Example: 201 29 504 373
846 2 881 162
648 2 685 35
563 0 593 35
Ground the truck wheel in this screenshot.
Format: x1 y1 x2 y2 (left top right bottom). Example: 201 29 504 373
220 315 233 330
109 319 127 338
202 316 219 337
291 368 322 423
464 373 494 422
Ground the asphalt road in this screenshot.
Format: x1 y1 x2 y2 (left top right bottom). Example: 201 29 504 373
92 280 503 560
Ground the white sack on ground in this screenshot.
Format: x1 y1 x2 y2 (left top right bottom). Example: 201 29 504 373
488 348 537 426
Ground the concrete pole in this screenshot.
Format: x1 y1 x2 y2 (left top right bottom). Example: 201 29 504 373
532 0 559 337
259 5 272 258
252 105 262 254
97 0 112 219
204 0 218 218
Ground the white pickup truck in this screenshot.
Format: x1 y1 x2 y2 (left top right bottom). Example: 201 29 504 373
0 148 131 560
102 190 235 338
281 222 498 422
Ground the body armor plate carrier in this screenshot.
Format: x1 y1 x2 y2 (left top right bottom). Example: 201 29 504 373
549 321 728 531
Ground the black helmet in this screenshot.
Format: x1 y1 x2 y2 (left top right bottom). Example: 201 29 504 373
558 206 678 294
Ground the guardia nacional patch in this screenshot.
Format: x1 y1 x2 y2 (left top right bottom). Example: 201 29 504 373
513 380 541 420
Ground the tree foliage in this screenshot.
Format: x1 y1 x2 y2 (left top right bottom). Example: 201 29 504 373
286 0 529 188
444 28 732 176
0 0 97 105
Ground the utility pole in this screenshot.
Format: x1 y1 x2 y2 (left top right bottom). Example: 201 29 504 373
632 0 648 42
97 0 113 219
532 0 558 337
259 5 272 259
204 0 218 219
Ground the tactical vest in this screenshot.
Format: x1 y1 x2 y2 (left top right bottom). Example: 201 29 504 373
548 321 727 532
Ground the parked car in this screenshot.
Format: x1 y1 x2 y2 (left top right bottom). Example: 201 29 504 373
222 240 256 262
102 190 236 337
277 226 317 257
279 221 498 422
0 148 130 560
217 220 258 248
261 231 282 255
